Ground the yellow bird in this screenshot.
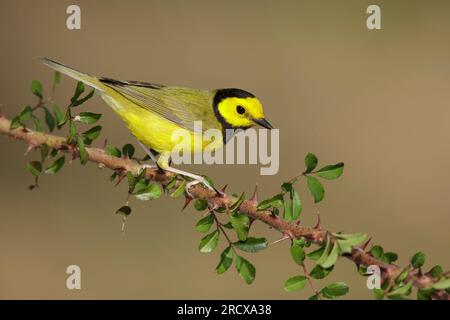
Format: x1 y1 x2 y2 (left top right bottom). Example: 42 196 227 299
41 58 273 192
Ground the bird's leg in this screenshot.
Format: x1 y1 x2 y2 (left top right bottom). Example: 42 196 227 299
135 139 218 195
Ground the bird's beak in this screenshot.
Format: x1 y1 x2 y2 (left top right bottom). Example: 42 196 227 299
253 118 273 129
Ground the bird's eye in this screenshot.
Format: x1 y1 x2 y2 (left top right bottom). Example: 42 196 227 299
236 105 246 115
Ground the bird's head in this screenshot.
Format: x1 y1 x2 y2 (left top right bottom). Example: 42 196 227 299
213 88 273 131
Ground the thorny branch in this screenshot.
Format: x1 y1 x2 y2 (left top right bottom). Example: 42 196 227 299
0 113 448 300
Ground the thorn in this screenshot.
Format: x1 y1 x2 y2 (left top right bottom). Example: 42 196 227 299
360 237 372 251
103 138 108 149
270 233 291 245
221 184 228 193
250 183 258 203
313 212 321 229
181 195 193 211
24 143 36 156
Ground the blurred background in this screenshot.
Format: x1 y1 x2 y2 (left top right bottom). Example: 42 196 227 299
0 0 449 299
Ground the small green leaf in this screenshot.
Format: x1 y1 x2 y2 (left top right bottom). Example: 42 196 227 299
308 294 319 300
216 246 234 274
170 180 187 198
383 252 398 264
198 229 220 253
290 245 305 265
27 161 42 177
235 256 256 284
284 276 307 292
53 104 66 127
307 245 326 261
229 192 245 211
19 106 32 123
305 153 318 173
44 156 65 174
77 138 88 165
72 89 95 107
257 193 284 210
43 107 55 132
54 71 61 85
320 241 340 269
67 121 77 144
388 283 413 298
428 265 443 278
230 212 249 241
194 199 208 211
433 278 450 290
134 183 162 201
417 289 432 300
316 237 331 266
370 245 384 259
10 116 21 129
316 163 344 180
32 116 43 132
234 237 268 253
395 267 409 284
374 289 385 300
291 188 302 220
321 282 349 298
82 126 102 143
310 265 334 280
306 176 325 203
106 145 122 158
195 214 215 233
115 205 132 217
77 112 102 124
122 144 135 158
71 81 85 103
411 252 425 269
31 80 43 98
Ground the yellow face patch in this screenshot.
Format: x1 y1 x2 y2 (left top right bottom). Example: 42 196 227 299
217 97 265 128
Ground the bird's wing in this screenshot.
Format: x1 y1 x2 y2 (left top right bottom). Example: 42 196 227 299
100 78 218 133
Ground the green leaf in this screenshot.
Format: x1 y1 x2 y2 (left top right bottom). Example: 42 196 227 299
383 252 398 264
230 212 249 241
31 80 43 98
10 116 21 129
234 237 268 253
321 282 349 298
77 112 102 124
52 103 65 127
67 121 77 144
316 163 344 180
134 183 162 201
32 115 43 132
316 237 331 265
428 265 443 278
235 256 256 284
44 156 65 174
370 245 384 259
388 283 413 298
106 145 122 158
291 188 302 220
417 289 432 300
306 176 325 203
122 144 135 158
334 233 368 254
195 214 215 233
310 265 334 280
290 245 305 265
71 81 85 103
284 276 307 292
54 71 61 85
257 193 284 210
19 106 32 123
395 267 409 284
72 89 95 107
198 229 220 253
216 246 234 274
304 153 318 173
433 278 450 290
307 245 326 261
42 107 55 132
374 289 385 300
229 192 245 212
170 180 187 198
77 138 88 165
308 294 319 300
27 161 42 177
115 205 132 217
411 252 425 269
320 241 340 269
194 199 208 211
82 126 102 144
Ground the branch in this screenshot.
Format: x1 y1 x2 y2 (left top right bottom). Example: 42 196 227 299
0 113 448 300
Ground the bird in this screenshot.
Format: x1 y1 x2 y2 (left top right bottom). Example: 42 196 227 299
40 58 273 192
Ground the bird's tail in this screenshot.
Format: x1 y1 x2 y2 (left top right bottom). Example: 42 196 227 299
40 58 104 92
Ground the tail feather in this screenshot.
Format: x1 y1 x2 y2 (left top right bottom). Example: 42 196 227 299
40 58 104 92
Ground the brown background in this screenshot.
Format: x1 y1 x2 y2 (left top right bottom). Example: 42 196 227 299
0 0 449 299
